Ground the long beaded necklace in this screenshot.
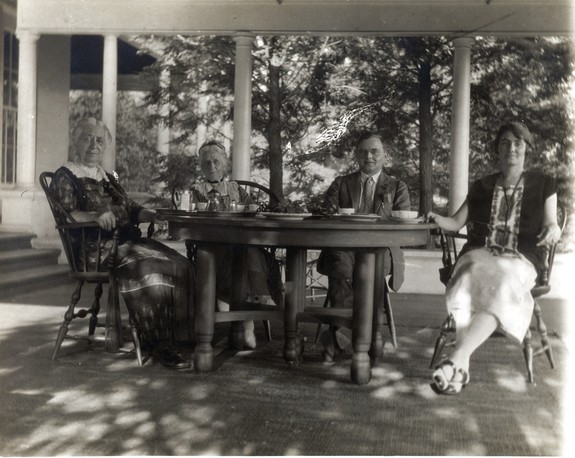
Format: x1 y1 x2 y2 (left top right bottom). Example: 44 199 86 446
499 171 524 234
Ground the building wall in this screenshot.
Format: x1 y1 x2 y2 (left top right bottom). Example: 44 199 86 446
31 35 71 239
0 35 70 235
36 35 71 180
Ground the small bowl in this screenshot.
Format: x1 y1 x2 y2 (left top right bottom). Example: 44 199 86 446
339 208 355 215
391 210 419 219
197 202 208 211
247 204 259 212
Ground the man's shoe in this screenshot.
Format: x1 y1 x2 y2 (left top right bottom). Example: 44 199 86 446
243 321 257 349
333 328 352 352
155 347 191 370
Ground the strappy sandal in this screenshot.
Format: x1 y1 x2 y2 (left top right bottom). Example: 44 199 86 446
431 360 470 395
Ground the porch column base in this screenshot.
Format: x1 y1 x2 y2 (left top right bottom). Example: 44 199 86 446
0 189 56 239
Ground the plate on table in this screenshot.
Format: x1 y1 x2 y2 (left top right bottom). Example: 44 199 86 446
257 212 312 221
195 211 256 217
388 216 425 224
156 208 196 216
332 213 382 222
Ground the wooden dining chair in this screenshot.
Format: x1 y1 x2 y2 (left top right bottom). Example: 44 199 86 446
308 253 398 351
429 203 567 383
40 171 143 365
235 180 281 209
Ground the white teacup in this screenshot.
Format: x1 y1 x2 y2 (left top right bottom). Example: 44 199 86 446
339 208 355 215
248 204 259 212
197 202 208 211
234 204 245 212
189 202 196 211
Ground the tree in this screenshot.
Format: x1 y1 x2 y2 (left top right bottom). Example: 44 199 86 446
468 37 575 246
139 35 346 199
315 37 454 217
135 34 573 248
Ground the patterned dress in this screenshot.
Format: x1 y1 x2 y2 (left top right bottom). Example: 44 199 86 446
51 163 195 346
446 171 556 342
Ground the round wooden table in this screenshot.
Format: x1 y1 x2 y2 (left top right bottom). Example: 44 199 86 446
164 211 435 385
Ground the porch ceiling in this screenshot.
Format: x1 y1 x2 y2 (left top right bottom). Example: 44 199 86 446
18 0 574 37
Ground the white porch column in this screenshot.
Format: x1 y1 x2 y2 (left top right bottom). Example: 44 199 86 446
102 34 118 171
196 82 208 151
156 118 170 155
449 37 474 215
232 34 254 180
156 69 170 155
15 31 39 189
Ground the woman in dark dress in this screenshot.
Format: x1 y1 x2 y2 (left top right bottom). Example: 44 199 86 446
51 117 195 369
427 121 561 394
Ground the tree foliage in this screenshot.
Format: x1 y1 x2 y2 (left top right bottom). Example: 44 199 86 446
73 35 574 247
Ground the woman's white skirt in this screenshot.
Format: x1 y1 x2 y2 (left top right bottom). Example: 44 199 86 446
445 247 537 342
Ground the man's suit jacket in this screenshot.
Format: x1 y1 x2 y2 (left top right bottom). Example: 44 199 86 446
319 170 411 291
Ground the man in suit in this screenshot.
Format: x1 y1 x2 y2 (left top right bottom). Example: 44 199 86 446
316 130 411 359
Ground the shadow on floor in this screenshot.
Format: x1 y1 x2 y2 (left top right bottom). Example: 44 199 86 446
0 283 570 456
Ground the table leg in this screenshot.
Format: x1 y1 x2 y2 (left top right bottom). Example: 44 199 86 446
229 246 248 350
283 247 307 364
105 275 122 352
369 251 385 360
351 251 375 385
194 245 217 372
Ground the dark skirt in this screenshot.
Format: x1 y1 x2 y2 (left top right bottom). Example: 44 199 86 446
114 238 195 346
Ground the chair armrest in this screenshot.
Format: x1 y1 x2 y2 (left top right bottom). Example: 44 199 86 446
56 221 103 230
448 232 469 240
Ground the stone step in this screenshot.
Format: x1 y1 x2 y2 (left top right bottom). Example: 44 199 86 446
0 248 61 273
0 264 70 299
0 233 35 251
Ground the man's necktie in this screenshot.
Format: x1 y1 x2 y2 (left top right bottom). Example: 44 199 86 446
358 177 375 214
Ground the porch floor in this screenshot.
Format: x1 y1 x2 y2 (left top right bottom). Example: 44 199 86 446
0 281 571 456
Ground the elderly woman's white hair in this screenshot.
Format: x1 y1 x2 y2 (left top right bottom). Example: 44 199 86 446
198 140 231 175
198 140 227 160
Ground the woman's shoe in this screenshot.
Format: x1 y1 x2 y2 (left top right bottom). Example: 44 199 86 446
154 346 191 370
431 360 469 395
319 329 337 363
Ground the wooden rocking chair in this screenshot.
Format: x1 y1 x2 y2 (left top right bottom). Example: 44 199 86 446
429 203 567 383
40 171 143 365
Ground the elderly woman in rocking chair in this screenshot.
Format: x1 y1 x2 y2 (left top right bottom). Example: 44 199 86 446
50 117 195 370
426 121 561 395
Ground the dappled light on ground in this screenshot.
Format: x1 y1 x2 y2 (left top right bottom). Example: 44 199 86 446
494 367 529 393
0 300 567 456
